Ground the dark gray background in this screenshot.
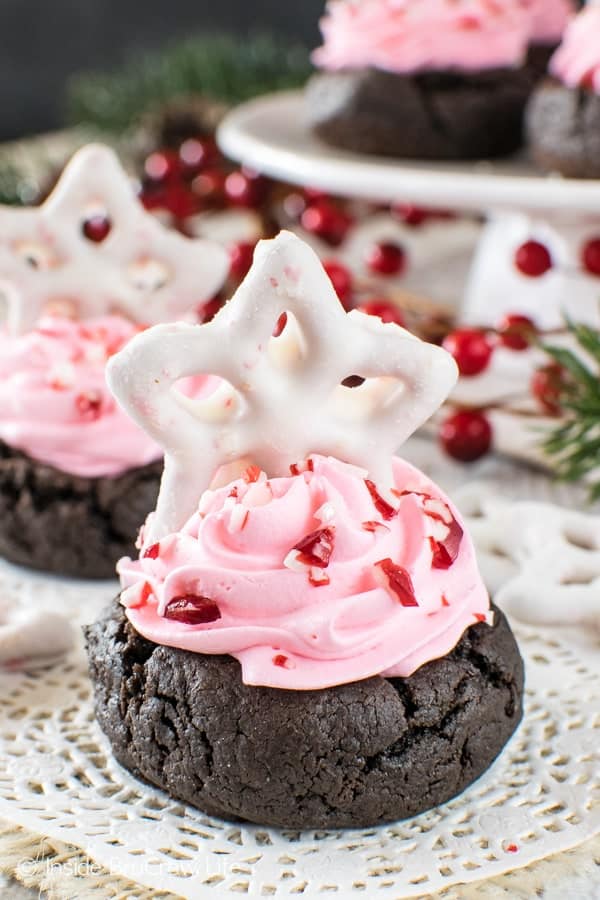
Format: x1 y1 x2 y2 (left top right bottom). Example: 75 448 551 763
0 0 324 139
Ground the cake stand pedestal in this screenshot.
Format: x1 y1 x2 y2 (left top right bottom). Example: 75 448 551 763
218 90 600 330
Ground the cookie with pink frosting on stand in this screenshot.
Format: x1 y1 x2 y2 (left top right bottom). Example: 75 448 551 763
526 3 600 179
86 231 523 828
523 0 575 79
0 144 228 578
307 0 536 159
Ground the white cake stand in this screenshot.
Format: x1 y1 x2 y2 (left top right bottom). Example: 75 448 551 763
218 90 600 330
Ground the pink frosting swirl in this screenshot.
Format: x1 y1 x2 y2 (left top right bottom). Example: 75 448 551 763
550 5 600 94
523 0 573 45
119 455 490 690
312 0 531 75
0 315 162 478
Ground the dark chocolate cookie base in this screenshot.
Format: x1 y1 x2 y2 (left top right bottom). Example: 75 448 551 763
306 67 531 160
526 79 600 179
86 600 524 828
0 441 161 579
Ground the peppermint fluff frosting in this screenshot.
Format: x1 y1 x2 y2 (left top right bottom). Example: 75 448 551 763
119 455 490 690
0 315 162 478
550 4 600 94
523 0 573 45
312 0 531 74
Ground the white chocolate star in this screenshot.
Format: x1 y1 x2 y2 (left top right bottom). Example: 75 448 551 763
108 231 458 541
0 143 229 334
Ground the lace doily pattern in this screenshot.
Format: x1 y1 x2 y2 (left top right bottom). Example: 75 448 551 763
0 559 597 898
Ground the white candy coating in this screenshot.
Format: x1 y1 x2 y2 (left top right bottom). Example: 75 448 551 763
0 144 229 334
455 483 600 628
108 231 458 541
0 594 74 670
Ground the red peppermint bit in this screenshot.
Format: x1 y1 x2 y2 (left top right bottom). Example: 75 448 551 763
362 520 390 533
374 559 419 607
164 594 222 625
243 464 261 484
364 479 396 520
474 613 486 623
290 458 314 476
441 594 450 608
309 569 330 587
430 517 464 570
293 527 335 568
228 485 239 498
143 542 160 560
273 653 293 668
140 582 154 604
75 391 103 420
505 843 519 854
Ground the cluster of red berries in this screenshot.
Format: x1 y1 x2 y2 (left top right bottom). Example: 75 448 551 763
514 238 600 278
439 313 569 463
139 137 271 224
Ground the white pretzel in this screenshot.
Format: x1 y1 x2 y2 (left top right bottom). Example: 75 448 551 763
455 483 600 628
108 231 458 541
0 143 229 334
0 594 74 670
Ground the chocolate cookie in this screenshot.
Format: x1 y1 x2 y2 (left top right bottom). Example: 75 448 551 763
306 67 531 160
0 441 161 579
526 78 600 178
85 600 524 828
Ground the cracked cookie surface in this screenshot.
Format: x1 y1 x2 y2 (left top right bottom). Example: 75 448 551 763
306 67 532 160
0 441 161 579
86 601 523 828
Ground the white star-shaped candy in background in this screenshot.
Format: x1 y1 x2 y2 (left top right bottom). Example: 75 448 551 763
0 143 229 334
455 483 600 630
108 231 458 541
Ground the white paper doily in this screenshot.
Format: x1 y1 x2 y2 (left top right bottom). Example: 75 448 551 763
0 560 596 899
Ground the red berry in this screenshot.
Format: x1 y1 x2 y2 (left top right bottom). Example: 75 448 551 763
497 314 537 351
582 238 600 277
163 184 198 220
138 185 167 212
304 187 329 202
144 150 180 184
199 294 225 323
75 391 103 421
179 137 218 176
357 299 405 327
323 260 353 308
440 410 492 462
191 169 226 205
443 329 494 376
514 240 553 277
282 191 307 220
292 527 335 568
164 594 222 625
229 241 256 281
392 203 427 227
224 170 267 208
301 201 352 247
530 363 565 416
365 241 407 276
82 214 111 243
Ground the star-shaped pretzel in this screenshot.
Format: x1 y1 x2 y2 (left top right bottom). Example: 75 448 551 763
108 231 458 541
0 143 229 334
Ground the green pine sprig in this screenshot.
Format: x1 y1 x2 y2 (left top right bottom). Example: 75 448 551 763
67 32 312 135
542 319 600 500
